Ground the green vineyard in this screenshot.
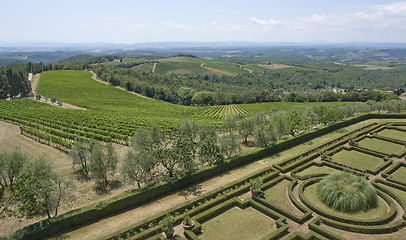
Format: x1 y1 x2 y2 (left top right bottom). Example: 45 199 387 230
195 104 253 119
0 70 218 151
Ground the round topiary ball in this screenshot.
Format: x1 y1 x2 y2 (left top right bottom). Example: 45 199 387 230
317 172 378 213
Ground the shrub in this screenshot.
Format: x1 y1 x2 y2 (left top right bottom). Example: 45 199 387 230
317 173 378 213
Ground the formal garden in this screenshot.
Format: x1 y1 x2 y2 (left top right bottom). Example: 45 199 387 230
94 121 406 240
4 117 406 240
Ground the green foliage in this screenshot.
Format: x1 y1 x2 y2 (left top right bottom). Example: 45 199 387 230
198 138 224 165
317 173 378 213
285 110 303 136
1 155 69 219
219 134 240 158
171 134 196 175
0 148 27 191
253 124 271 147
88 142 117 190
121 150 156 189
250 177 263 191
69 139 90 176
238 117 255 143
159 214 175 233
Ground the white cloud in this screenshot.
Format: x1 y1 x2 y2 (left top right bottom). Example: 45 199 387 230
161 22 191 30
374 1 406 15
251 1 406 33
250 17 282 26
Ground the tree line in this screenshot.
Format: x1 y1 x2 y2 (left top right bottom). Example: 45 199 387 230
91 63 400 106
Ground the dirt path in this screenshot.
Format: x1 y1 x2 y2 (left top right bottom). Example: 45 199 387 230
241 66 252 73
152 62 157 73
48 120 383 240
88 71 155 101
30 73 40 95
200 64 233 76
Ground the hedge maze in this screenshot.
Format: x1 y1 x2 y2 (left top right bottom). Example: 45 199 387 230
102 121 406 240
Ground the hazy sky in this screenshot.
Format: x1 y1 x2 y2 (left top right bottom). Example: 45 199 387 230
1 0 406 44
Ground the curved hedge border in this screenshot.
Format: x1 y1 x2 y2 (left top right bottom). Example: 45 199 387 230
104 168 279 240
313 216 406 234
299 178 397 227
184 198 289 240
254 176 312 224
3 113 406 240
291 161 365 180
374 179 406 221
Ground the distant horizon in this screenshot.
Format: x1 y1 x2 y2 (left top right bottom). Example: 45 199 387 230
2 41 406 49
1 1 406 44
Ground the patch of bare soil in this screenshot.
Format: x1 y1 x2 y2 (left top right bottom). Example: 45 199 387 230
258 64 293 70
0 121 132 237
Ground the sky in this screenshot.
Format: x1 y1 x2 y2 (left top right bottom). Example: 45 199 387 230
1 0 406 44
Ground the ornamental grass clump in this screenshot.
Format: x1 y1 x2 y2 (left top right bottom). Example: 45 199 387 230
317 172 378 213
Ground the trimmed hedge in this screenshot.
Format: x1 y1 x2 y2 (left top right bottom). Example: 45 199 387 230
299 178 397 226
5 113 406 240
186 198 289 240
274 122 381 172
324 146 392 175
374 179 406 221
381 162 406 187
291 161 365 180
104 169 279 240
254 176 312 224
283 231 330 240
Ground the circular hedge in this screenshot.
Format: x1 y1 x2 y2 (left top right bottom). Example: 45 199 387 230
317 172 378 213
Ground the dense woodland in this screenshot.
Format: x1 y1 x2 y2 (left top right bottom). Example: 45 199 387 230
2 47 406 106
91 63 402 106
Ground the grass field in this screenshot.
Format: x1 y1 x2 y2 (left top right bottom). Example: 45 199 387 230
122 58 149 64
358 138 405 155
294 165 343 179
264 179 302 215
242 101 337 113
391 167 406 185
200 206 276 240
377 129 406 141
330 149 384 172
153 62 228 75
132 62 155 72
131 56 270 76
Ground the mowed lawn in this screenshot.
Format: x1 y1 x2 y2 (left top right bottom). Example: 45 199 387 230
392 167 406 185
358 138 405 155
377 129 406 142
264 179 302 215
295 165 343 179
331 150 384 171
200 207 276 240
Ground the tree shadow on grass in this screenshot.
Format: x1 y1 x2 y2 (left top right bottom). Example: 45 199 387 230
73 169 91 182
179 184 203 199
108 180 123 191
